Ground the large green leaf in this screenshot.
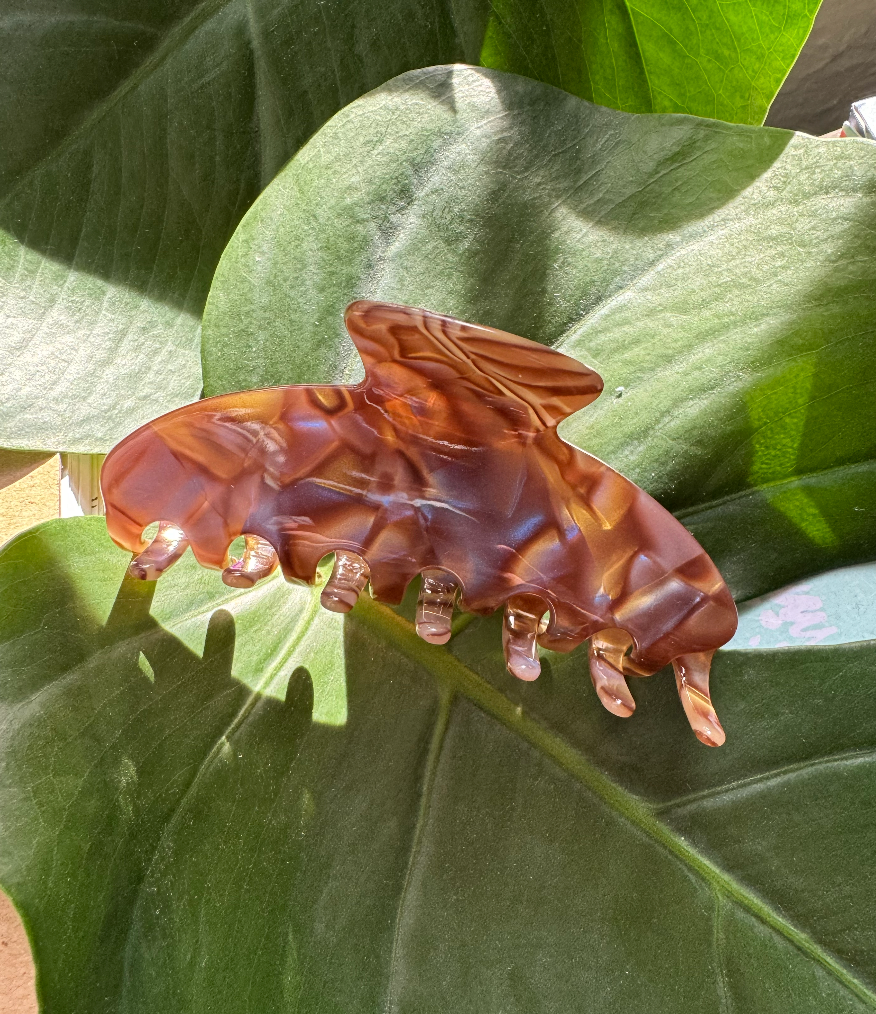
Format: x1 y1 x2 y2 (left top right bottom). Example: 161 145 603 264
481 0 821 124
201 65 876 601
3 517 876 1011
0 0 819 453
0 0 488 453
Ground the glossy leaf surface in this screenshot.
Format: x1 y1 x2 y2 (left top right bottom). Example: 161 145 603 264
482 0 821 124
1 518 874 1012
202 66 876 601
0 0 818 453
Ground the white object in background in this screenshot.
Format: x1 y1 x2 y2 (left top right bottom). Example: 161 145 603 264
843 95 876 138
727 559 876 650
60 454 105 517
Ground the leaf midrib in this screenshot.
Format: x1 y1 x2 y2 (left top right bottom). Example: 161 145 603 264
355 596 876 1007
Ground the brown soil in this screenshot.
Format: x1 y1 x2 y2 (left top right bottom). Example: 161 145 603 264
0 891 36 1014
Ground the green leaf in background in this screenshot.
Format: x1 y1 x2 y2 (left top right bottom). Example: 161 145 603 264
3 518 876 1012
482 0 822 124
0 0 819 453
0 0 489 454
201 65 876 602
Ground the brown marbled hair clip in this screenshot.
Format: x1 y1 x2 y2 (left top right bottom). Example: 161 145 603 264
102 301 737 745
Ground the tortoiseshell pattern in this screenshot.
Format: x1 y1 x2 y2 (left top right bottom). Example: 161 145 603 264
102 301 737 745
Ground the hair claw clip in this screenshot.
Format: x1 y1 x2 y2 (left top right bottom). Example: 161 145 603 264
102 301 737 745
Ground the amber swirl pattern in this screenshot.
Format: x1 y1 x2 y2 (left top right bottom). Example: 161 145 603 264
102 301 737 745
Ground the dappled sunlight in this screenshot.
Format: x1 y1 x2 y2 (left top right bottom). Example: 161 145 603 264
148 551 349 725
747 356 816 487
5 516 876 1008
746 356 839 549
765 486 839 549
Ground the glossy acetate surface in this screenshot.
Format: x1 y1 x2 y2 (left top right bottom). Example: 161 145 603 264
101 301 737 743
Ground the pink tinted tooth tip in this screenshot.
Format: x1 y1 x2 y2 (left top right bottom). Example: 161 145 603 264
128 521 189 580
502 595 545 681
672 652 725 747
320 550 370 613
222 534 278 588
588 631 636 718
416 569 459 644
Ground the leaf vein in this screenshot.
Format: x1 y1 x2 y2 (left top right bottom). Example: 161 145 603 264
356 597 876 1008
